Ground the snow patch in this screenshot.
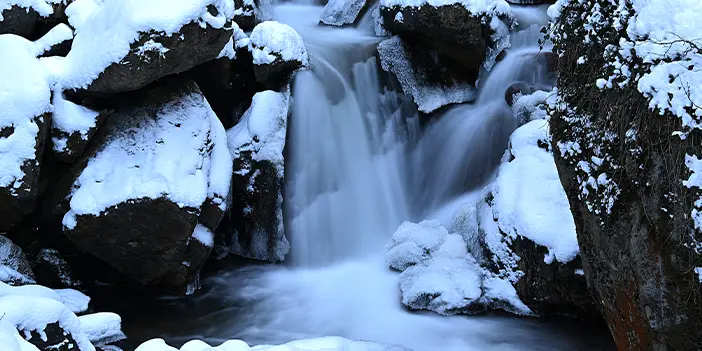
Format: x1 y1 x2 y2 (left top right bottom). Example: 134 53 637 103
191 224 214 247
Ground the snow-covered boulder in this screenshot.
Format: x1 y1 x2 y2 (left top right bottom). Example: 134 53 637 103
506 0 553 4
49 93 106 164
249 21 309 90
33 248 81 288
0 235 36 286
476 114 596 318
0 3 41 38
320 0 369 26
386 220 531 316
54 0 235 95
44 80 232 289
135 336 411 351
377 0 514 112
219 90 290 262
0 34 52 231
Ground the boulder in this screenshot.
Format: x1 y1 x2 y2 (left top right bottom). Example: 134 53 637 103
57 0 235 95
506 0 554 4
33 248 82 289
377 1 513 112
49 93 108 164
0 1 71 39
44 80 232 289
0 5 39 38
504 82 536 107
320 0 369 26
0 235 36 286
219 90 290 262
0 34 53 231
249 21 309 91
549 0 702 347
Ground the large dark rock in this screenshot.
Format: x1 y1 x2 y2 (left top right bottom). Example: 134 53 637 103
549 1 702 349
0 235 36 285
0 5 39 38
83 19 233 95
33 248 82 289
44 80 230 290
26 322 80 351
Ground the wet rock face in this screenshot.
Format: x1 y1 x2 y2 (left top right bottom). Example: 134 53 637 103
380 4 490 86
84 21 232 95
549 2 702 348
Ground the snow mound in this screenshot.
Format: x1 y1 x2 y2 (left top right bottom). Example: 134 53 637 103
33 23 74 56
378 36 476 113
0 34 52 191
56 0 235 90
62 83 232 229
379 0 510 15
0 281 90 313
79 313 126 346
492 119 579 264
227 90 289 177
249 21 309 66
386 220 531 315
320 0 367 26
135 336 410 351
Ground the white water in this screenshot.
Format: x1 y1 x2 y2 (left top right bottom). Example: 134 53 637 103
152 5 609 351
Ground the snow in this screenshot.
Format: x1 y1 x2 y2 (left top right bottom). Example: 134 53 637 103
0 34 52 190
0 0 54 20
379 0 511 15
135 39 170 61
33 23 74 56
0 281 90 314
0 294 95 351
378 36 476 113
227 90 290 177
56 0 235 90
50 91 100 151
0 320 40 351
386 220 449 271
0 236 35 285
62 85 231 229
491 119 579 264
511 90 550 123
78 313 126 346
191 224 214 247
135 336 409 351
248 21 309 66
320 0 367 26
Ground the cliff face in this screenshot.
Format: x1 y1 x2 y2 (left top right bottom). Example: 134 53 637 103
547 1 702 349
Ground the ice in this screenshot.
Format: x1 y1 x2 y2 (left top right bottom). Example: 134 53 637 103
62 85 231 229
248 21 309 66
491 119 579 264
135 336 409 351
320 0 367 26
56 0 234 90
378 36 476 113
227 90 290 177
0 34 52 190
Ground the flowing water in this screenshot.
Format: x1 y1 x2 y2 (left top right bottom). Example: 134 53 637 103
102 4 615 350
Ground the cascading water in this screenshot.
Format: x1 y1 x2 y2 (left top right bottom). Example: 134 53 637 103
109 5 613 351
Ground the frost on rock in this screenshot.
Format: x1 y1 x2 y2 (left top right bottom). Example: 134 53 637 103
249 21 309 66
0 34 52 230
378 36 476 113
55 0 235 94
224 90 290 262
135 336 411 351
320 0 367 26
34 248 82 288
492 119 579 264
0 236 36 286
49 92 104 163
386 220 531 316
62 82 231 230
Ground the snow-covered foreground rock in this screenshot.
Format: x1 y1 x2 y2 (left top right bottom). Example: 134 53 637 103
0 281 125 351
136 336 410 351
320 0 368 26
0 235 36 286
248 21 309 89
218 90 290 262
44 80 231 289
377 0 513 112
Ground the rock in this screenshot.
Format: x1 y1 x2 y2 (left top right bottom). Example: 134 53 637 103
506 0 554 4
320 0 369 26
549 0 702 347
0 34 53 231
233 0 257 31
249 21 309 91
219 90 290 262
0 235 36 286
49 93 108 164
26 322 80 351
33 248 82 289
377 2 513 111
58 0 235 95
476 119 598 318
44 79 232 289
0 5 39 38
504 81 536 106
